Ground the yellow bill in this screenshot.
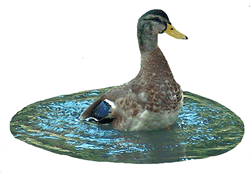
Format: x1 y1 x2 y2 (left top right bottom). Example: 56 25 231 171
164 23 188 40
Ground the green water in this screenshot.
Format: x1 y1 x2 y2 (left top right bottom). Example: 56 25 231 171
10 87 244 164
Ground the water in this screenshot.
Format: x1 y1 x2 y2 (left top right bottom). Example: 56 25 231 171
10 87 244 164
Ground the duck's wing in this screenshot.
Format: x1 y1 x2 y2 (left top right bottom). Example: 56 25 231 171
80 84 136 120
80 95 105 120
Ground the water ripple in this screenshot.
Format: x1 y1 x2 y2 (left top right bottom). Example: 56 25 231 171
10 89 244 163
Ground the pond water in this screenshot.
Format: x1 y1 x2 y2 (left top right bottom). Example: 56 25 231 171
10 87 244 164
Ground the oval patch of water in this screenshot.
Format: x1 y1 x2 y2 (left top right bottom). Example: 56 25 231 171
10 87 244 164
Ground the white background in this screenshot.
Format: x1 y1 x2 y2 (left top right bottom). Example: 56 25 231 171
0 0 249 173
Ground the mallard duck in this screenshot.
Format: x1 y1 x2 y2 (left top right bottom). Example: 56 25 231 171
80 9 188 131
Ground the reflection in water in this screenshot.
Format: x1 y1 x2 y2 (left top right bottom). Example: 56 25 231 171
10 88 244 163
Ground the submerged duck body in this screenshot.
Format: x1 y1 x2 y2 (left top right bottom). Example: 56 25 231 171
80 9 187 131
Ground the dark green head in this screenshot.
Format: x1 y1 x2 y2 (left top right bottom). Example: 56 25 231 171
137 9 187 52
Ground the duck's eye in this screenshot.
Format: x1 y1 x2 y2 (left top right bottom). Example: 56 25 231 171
170 28 173 30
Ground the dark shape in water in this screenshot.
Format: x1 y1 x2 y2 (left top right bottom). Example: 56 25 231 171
85 100 114 124
10 87 244 164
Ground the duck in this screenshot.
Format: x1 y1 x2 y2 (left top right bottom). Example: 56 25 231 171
80 9 188 131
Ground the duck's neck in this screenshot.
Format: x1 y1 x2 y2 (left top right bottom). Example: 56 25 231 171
140 47 168 70
137 23 158 54
137 23 172 76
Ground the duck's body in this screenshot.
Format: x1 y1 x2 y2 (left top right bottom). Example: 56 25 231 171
80 9 187 131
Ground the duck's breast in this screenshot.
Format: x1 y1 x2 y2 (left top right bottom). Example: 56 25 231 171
124 98 183 131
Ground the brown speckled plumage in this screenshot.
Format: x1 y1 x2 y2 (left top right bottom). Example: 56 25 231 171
80 9 187 131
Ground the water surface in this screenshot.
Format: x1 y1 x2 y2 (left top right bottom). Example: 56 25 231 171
10 87 244 163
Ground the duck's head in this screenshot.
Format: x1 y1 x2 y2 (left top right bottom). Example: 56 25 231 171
137 9 187 52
